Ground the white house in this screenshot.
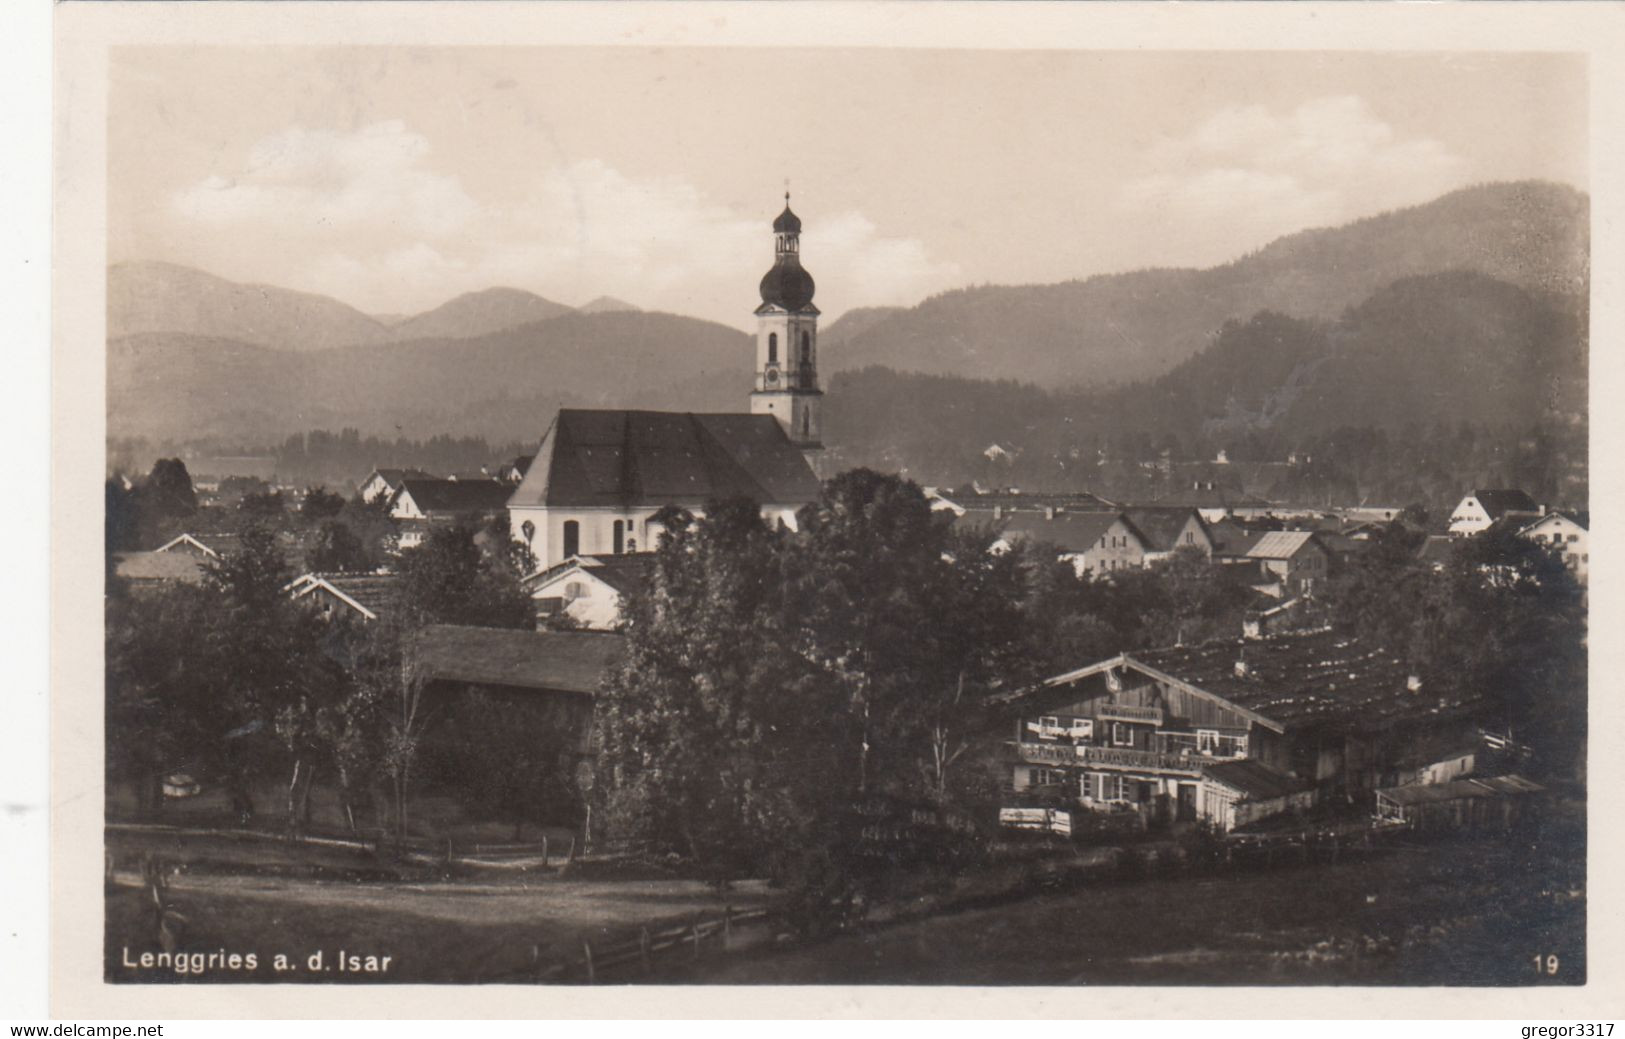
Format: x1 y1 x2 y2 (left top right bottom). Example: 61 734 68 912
359 468 434 505
1519 511 1588 584
1447 488 1540 536
524 553 654 630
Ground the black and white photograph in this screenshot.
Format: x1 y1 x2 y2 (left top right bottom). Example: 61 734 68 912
36 2 1622 1017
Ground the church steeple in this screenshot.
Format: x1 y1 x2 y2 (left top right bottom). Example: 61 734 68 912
751 195 824 466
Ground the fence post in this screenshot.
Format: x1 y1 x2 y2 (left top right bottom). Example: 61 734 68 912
723 906 733 947
443 837 454 866
691 922 701 959
639 927 651 974
541 835 549 865
582 940 595 985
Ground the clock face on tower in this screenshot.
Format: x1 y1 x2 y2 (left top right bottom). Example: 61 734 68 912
766 368 779 385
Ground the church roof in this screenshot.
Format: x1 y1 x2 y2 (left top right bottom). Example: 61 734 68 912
508 409 822 511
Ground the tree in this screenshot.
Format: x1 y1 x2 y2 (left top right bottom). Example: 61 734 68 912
392 524 531 629
300 486 347 522
1323 523 1586 778
144 458 198 516
307 520 369 574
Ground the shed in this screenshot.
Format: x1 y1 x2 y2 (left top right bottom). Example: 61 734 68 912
1373 774 1544 832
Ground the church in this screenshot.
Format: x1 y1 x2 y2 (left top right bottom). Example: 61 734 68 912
506 198 828 569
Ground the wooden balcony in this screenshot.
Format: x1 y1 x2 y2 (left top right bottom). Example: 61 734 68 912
1011 741 1205 776
1096 703 1164 725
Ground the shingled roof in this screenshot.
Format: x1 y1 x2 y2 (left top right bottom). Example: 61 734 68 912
396 478 513 514
524 553 657 596
415 625 625 695
509 409 821 510
970 509 1136 553
1130 628 1470 733
1469 489 1539 519
1121 507 1207 552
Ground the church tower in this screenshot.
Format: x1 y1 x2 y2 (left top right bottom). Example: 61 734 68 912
751 195 824 471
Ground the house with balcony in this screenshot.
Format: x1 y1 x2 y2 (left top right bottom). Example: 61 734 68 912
995 628 1484 831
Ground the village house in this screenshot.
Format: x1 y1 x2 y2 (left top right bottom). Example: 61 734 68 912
964 508 1147 576
1518 510 1588 584
506 202 826 570
1447 488 1541 536
523 553 655 630
359 467 435 505
389 478 514 548
286 573 399 625
994 627 1484 832
1213 529 1333 597
1121 506 1213 563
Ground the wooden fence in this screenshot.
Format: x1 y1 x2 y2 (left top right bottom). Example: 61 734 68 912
528 905 775 984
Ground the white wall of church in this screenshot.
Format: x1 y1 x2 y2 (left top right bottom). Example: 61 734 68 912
512 503 804 569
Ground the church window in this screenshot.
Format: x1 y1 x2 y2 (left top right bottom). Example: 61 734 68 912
801 331 811 364
612 520 625 555
768 333 778 364
802 411 811 437
562 520 580 559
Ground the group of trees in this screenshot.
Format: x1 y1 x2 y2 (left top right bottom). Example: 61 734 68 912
1322 523 1588 778
106 457 408 575
105 520 537 840
592 471 1259 900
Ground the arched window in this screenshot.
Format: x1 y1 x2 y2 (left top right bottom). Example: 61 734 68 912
802 410 811 436
562 520 580 559
612 519 625 555
801 330 811 364
768 332 778 364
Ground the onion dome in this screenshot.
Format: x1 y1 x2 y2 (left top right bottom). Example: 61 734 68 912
772 204 802 234
759 262 817 311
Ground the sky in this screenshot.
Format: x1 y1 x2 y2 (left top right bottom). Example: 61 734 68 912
108 48 1587 329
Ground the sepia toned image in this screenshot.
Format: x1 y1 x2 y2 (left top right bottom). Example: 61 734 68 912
86 32 1593 997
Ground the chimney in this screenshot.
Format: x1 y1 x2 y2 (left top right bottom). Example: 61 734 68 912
1407 674 1423 692
993 505 1003 521
1044 506 1056 521
1234 647 1250 678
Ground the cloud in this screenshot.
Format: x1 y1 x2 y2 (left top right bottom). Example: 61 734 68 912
174 121 478 237
1119 96 1467 264
170 123 953 324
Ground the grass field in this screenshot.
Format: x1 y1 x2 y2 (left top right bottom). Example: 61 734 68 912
672 833 1585 986
106 870 768 984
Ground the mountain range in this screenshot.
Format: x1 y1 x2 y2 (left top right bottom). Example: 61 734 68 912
108 180 1588 455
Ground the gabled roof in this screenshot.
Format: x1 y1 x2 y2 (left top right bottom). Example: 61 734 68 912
1151 485 1272 509
1521 510 1588 534
982 510 1140 554
933 489 1116 513
1202 759 1303 801
1376 774 1543 806
414 625 625 695
367 467 434 487
1130 628 1467 732
1122 507 1208 552
396 478 512 514
289 574 399 619
113 551 208 584
509 409 821 511
525 553 656 597
1465 489 1539 519
1246 530 1322 560
155 533 221 557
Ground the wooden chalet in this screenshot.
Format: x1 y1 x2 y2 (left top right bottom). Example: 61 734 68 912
995 628 1484 831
